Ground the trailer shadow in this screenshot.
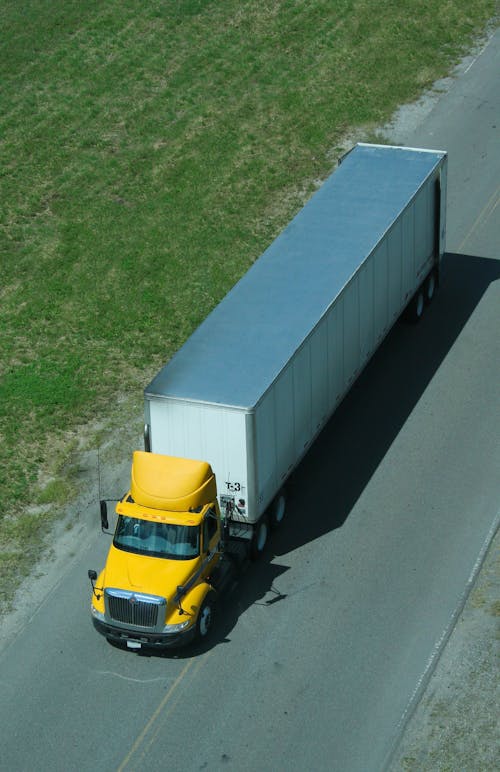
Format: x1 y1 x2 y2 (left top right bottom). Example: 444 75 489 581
269 252 500 555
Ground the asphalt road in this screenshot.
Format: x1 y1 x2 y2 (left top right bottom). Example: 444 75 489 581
1 28 498 772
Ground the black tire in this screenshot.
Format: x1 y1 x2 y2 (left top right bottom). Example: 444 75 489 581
424 270 437 305
196 592 216 641
250 515 269 560
269 490 286 530
406 286 425 324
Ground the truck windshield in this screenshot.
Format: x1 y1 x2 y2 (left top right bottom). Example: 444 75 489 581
113 516 200 560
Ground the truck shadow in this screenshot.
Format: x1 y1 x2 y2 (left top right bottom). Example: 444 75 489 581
272 252 500 555
138 559 290 659
142 252 499 657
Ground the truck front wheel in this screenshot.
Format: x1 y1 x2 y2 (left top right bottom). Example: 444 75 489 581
196 593 216 641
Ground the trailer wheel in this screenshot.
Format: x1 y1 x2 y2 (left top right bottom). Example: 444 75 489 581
250 516 269 560
270 490 286 529
405 287 425 324
424 270 437 305
196 593 216 640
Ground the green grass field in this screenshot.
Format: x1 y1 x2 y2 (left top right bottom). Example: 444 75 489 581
0 0 496 607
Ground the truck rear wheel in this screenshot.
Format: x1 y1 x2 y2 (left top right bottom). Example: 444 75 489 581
425 270 437 305
270 490 286 529
405 287 425 324
250 516 269 560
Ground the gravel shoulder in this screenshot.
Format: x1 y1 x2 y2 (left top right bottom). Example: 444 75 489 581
388 523 499 771
384 25 500 770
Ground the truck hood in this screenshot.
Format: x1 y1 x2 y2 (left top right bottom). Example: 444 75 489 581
103 544 199 599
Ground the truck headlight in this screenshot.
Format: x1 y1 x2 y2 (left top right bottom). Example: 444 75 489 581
91 605 105 621
163 619 191 634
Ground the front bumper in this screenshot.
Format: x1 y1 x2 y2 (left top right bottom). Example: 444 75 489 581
92 616 197 649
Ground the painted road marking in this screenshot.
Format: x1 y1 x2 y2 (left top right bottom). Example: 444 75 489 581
458 185 499 252
117 651 212 771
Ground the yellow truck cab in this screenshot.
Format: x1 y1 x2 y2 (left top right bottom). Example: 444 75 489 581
89 451 223 649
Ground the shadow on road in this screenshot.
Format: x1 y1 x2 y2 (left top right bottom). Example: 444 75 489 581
271 252 500 553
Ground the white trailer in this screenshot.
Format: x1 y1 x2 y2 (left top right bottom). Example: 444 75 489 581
144 143 447 542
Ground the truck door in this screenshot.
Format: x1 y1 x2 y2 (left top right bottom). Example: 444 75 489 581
202 508 220 574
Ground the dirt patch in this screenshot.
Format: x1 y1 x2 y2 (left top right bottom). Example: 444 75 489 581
0 398 143 653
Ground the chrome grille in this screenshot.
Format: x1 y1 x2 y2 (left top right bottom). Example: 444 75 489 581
105 589 166 630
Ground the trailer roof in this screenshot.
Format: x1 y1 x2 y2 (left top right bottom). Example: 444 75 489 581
146 144 446 409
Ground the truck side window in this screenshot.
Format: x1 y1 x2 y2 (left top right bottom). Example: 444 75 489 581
203 510 218 552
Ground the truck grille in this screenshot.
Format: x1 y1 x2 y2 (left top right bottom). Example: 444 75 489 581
105 589 166 630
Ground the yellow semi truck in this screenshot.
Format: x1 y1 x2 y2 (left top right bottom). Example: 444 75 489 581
89 451 232 648
88 144 447 650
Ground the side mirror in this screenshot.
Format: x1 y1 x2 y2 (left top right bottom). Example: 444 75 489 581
88 569 101 600
100 500 109 531
144 423 151 453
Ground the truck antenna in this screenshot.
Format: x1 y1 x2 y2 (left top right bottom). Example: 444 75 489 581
97 445 102 503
